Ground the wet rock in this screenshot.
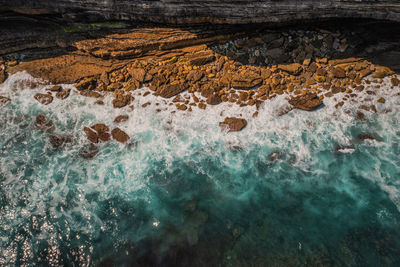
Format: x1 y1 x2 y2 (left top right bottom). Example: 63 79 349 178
206 94 222 105
112 94 132 108
75 77 96 90
377 97 386 103
47 85 62 92
83 127 98 143
91 123 111 142
219 117 247 132
80 90 102 98
278 63 302 75
288 93 323 111
79 144 99 159
114 115 129 123
0 95 11 105
34 93 53 105
56 89 71 100
111 128 130 143
356 111 366 121
35 114 46 127
91 123 109 133
391 77 400 86
0 68 6 84
176 103 187 111
268 150 283 162
35 114 54 131
157 83 185 98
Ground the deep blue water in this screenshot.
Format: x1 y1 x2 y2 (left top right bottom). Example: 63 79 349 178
1 73 400 266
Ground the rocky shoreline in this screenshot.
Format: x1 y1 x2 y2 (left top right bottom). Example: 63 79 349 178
1 19 400 144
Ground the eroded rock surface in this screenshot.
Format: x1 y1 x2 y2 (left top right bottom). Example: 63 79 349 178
3 1 400 25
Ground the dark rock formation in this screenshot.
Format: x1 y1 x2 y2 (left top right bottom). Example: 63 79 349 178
1 1 400 25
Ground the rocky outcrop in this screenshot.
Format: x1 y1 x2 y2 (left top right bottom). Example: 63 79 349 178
1 1 400 24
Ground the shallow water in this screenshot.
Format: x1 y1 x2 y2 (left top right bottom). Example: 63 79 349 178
1 72 400 266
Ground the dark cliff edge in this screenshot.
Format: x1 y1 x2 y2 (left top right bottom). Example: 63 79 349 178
1 0 400 25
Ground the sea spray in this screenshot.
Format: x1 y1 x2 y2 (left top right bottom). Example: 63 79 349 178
1 72 400 265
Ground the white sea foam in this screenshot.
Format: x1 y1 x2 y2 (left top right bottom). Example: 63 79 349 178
1 71 400 264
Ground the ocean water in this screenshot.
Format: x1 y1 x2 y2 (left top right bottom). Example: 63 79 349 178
1 72 400 266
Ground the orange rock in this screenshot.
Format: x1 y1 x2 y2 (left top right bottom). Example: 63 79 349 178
129 68 146 83
219 117 247 132
288 93 323 111
277 63 302 75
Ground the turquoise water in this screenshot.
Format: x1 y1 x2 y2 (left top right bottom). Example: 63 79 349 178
1 72 400 266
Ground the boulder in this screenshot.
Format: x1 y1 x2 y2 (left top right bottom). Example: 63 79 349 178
130 68 146 83
111 128 130 143
112 94 132 108
206 94 222 105
219 117 247 132
157 83 185 98
288 93 323 111
34 93 53 105
83 126 98 143
56 89 70 100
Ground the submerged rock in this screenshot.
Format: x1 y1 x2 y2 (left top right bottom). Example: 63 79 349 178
268 150 283 162
0 95 11 105
34 93 53 105
219 117 247 132
49 135 71 148
79 144 99 159
288 93 323 111
111 127 130 143
35 114 54 131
